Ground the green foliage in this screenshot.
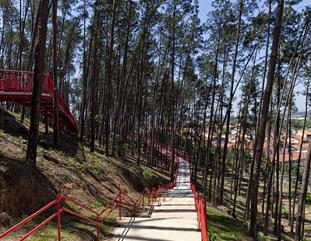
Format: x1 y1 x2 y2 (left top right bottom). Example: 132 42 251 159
142 168 159 186
292 118 311 129
257 232 273 241
226 150 236 170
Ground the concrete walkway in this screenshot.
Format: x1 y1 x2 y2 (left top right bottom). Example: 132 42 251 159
111 159 201 241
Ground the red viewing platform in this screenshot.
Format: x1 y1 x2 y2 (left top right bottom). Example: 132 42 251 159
0 69 78 133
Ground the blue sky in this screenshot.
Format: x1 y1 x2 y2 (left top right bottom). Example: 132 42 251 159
197 0 310 112
198 0 212 22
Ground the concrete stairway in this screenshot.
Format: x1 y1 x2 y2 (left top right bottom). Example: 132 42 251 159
111 159 201 241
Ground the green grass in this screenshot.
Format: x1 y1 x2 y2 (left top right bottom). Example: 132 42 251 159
207 205 251 241
142 168 155 182
26 219 114 241
257 232 274 241
26 227 80 241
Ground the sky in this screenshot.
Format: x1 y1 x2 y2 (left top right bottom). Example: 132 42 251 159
197 0 310 113
198 0 212 22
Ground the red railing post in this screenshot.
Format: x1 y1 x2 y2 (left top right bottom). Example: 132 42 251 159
56 195 62 241
200 197 208 241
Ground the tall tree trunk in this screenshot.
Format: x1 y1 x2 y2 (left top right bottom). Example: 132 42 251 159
264 62 281 235
217 48 227 203
18 0 30 123
26 0 49 164
80 0 88 142
291 80 310 232
52 0 59 146
205 35 219 199
105 0 117 155
288 102 293 226
112 1 132 156
249 0 284 238
295 140 311 240
170 1 176 180
89 1 101 153
219 0 243 204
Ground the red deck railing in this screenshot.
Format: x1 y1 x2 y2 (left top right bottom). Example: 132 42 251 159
0 69 53 95
0 69 78 132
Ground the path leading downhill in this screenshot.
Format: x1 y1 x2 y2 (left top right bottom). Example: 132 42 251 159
112 159 201 241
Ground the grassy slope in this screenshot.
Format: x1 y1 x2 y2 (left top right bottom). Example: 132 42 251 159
207 204 251 241
195 172 311 241
0 109 169 240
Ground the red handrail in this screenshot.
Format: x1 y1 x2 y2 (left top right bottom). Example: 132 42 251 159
145 138 191 163
191 179 208 241
0 195 100 241
100 177 176 221
56 92 78 131
0 199 58 238
99 140 180 221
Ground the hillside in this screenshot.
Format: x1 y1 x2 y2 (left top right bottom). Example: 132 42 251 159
0 108 169 240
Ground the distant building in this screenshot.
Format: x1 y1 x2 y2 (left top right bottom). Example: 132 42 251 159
278 151 309 168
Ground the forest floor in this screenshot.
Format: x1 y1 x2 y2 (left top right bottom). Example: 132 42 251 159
196 173 311 241
0 108 170 240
